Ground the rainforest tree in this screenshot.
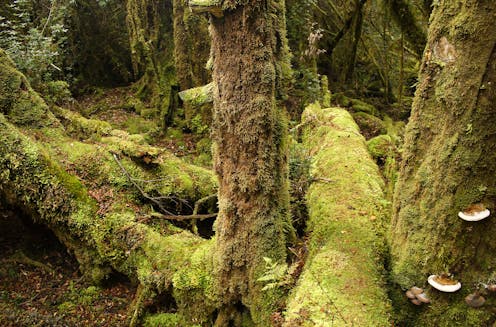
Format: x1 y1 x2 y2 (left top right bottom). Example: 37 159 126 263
390 1 496 325
195 0 294 324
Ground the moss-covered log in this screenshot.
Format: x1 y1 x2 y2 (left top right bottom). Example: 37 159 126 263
284 104 391 326
0 50 220 325
390 1 496 325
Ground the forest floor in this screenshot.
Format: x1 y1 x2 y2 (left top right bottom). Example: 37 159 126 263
0 87 206 326
0 207 136 327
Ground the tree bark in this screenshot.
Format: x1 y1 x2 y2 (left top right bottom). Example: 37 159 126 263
390 1 496 325
389 0 427 59
209 0 294 324
173 0 211 91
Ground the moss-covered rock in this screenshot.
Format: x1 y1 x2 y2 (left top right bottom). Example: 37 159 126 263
284 104 391 326
367 134 395 160
331 92 380 117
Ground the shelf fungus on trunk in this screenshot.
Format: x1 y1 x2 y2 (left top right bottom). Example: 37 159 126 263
486 284 496 292
406 286 430 305
465 293 486 308
188 0 223 18
428 274 461 292
458 203 490 222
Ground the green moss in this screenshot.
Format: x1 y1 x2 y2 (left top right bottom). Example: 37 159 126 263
352 112 387 139
178 82 214 106
285 104 391 326
0 49 58 128
143 313 184 327
42 80 72 105
51 106 112 140
367 135 395 160
331 93 380 117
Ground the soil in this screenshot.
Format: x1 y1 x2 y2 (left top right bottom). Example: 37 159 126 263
0 207 136 327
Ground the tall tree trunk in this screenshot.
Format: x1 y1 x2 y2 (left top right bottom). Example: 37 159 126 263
126 0 176 126
390 1 496 325
173 0 210 91
209 0 293 324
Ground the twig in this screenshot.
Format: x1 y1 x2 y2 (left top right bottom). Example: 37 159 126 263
147 213 218 221
312 177 335 183
112 152 175 215
307 268 350 326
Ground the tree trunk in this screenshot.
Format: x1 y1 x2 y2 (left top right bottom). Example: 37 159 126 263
126 0 177 126
389 0 427 59
390 1 496 325
173 0 211 91
209 0 293 324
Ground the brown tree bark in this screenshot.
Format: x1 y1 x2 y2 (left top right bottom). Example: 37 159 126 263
208 0 293 324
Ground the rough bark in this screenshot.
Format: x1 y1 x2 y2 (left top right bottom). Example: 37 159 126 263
209 0 294 324
284 104 391 326
390 1 496 325
173 0 211 91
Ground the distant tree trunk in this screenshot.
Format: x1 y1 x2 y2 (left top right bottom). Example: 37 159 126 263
173 0 210 91
126 0 176 126
389 0 427 59
390 1 496 325
345 0 365 83
209 0 293 324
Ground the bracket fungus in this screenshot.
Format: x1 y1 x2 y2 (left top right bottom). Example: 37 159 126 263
428 274 461 292
486 284 496 292
458 203 490 222
465 293 486 308
405 286 430 305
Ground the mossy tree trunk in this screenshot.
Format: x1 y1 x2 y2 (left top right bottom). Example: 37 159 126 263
209 0 293 324
389 0 427 59
390 1 496 325
173 0 210 91
126 0 177 126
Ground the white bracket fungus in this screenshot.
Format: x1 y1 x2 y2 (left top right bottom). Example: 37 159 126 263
428 274 461 292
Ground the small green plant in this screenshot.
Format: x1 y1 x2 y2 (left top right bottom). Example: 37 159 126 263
257 257 289 291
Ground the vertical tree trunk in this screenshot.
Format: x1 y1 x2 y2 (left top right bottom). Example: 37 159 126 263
390 1 496 325
209 0 293 324
173 0 210 91
126 0 176 126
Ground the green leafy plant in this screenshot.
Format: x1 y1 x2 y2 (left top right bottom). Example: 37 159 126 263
0 0 69 89
257 257 289 291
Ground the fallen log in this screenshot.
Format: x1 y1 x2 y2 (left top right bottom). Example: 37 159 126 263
284 103 391 326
